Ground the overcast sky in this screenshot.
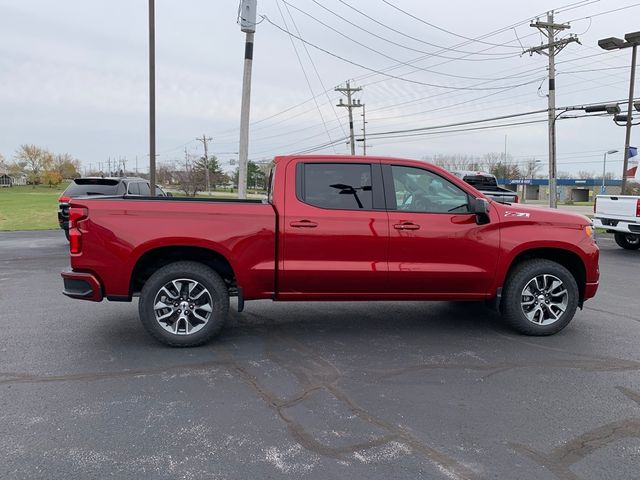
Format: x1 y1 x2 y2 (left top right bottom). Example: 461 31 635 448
1 0 639 175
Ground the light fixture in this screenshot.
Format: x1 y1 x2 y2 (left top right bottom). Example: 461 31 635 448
598 37 626 50
584 103 621 114
624 31 640 44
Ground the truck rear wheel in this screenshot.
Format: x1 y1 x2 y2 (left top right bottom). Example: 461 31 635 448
614 232 640 250
502 259 578 336
138 261 229 347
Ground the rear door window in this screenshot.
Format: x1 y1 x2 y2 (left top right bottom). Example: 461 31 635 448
298 163 374 210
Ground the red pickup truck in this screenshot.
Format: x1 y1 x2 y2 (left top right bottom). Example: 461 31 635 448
62 155 599 346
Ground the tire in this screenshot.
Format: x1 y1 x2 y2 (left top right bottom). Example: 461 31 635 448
614 232 640 250
502 259 579 336
138 261 229 347
64 229 70 241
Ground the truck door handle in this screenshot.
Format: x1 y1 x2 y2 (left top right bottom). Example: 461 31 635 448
290 220 318 228
394 222 420 230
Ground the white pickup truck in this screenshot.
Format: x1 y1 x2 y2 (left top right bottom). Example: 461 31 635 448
593 195 640 250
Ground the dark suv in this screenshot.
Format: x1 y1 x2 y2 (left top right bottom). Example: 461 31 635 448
58 177 169 239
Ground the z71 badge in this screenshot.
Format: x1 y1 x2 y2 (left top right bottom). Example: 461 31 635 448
504 211 531 218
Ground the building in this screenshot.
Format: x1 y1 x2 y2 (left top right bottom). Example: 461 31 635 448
497 178 623 203
0 173 11 187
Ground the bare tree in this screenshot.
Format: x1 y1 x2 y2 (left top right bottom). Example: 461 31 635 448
173 151 202 197
14 145 53 187
521 158 543 179
557 171 572 179
156 163 174 186
479 152 503 175
429 153 482 171
53 153 81 179
577 170 596 179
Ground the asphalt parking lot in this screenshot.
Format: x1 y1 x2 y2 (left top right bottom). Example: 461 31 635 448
0 230 639 480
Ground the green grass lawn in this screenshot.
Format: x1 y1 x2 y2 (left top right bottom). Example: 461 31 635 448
0 183 69 231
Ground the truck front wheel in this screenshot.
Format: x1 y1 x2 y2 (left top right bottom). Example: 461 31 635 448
614 232 640 250
502 259 578 336
138 261 229 347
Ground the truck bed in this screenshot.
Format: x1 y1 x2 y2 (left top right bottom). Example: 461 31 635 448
68 196 277 300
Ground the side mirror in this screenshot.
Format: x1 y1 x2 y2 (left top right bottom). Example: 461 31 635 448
469 197 490 225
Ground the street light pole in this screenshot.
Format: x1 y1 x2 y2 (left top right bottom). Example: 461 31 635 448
599 31 640 195
622 44 637 195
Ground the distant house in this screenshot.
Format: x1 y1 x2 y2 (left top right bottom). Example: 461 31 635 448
11 173 27 186
0 173 11 187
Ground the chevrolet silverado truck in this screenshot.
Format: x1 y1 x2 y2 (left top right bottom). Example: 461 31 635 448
61 155 599 347
451 170 519 204
593 195 640 250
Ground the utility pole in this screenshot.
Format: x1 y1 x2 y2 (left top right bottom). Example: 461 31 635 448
135 155 139 175
361 104 368 156
238 0 257 199
196 134 213 194
525 11 579 208
148 0 156 195
335 81 363 155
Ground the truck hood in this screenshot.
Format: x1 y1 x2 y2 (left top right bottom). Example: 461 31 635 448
492 202 590 227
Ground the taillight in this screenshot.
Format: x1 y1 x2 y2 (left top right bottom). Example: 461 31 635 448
514 195 519 203
636 199 640 217
59 195 71 203
69 207 88 254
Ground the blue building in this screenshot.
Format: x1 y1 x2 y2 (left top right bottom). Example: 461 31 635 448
496 178 623 202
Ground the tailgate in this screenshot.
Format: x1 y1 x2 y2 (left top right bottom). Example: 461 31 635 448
595 196 639 220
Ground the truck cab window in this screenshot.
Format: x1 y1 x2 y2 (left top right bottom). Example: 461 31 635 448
391 165 469 214
127 182 140 195
301 163 373 210
139 182 151 196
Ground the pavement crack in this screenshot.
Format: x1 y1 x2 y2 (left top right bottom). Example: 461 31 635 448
512 418 640 480
0 359 232 386
616 386 640 406
223 332 476 479
584 306 640 323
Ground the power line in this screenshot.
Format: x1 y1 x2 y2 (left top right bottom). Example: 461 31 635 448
284 1 524 82
281 0 348 139
567 1 640 21
379 0 526 49
312 0 521 57
262 15 542 91
274 0 336 153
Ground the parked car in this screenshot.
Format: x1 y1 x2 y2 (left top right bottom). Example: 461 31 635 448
61 155 599 346
451 170 519 204
58 177 169 239
593 195 640 249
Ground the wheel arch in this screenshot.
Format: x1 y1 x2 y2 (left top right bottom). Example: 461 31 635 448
501 247 587 307
130 246 236 297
